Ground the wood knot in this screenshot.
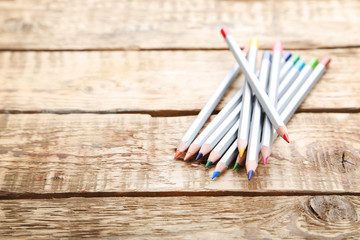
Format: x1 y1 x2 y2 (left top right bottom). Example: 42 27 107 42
51 176 64 181
305 141 360 174
309 196 357 223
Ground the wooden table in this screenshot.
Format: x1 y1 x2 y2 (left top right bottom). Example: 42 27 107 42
0 0 359 238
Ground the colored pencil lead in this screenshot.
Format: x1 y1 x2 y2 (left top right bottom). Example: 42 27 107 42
205 161 212 168
263 156 269 165
283 133 290 143
221 26 229 38
174 150 182 159
282 51 292 62
195 153 203 161
239 148 245 158
247 170 254 180
260 145 271 165
232 162 240 171
212 171 221 179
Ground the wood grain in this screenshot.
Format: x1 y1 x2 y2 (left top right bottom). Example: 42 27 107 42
0 0 359 50
0 113 359 197
0 196 359 239
0 48 358 113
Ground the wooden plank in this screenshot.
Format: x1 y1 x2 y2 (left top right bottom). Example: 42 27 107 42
0 196 359 238
0 113 359 197
0 0 359 50
0 48 358 113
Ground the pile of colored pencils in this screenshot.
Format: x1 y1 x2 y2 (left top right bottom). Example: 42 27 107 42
174 27 331 180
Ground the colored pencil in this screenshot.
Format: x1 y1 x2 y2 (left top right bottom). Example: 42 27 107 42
278 59 305 98
277 57 318 114
212 140 238 179
196 102 242 160
235 51 291 171
279 57 331 133
248 57 330 179
257 42 282 177
237 38 258 157
245 50 271 179
259 60 305 164
261 57 327 165
184 88 243 160
261 57 331 166
221 27 289 142
261 58 315 164
279 54 300 81
208 48 279 168
206 119 240 167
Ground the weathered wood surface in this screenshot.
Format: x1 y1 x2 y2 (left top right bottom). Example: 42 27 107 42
0 48 358 113
0 113 359 197
0 0 359 238
0 0 359 50
0 196 359 239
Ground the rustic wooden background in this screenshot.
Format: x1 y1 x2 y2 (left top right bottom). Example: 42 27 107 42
0 0 359 238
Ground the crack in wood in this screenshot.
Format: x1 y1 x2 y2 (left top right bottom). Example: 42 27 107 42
309 202 322 220
1 191 360 201
0 45 360 52
0 108 358 117
342 152 346 169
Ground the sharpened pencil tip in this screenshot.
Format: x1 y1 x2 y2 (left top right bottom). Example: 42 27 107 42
282 51 291 61
239 148 245 158
263 156 269 165
174 150 182 159
195 153 203 161
282 133 290 143
273 41 283 52
232 163 240 171
250 38 259 48
184 152 192 161
247 170 254 180
320 56 331 68
221 27 230 38
205 161 212 168
212 171 221 179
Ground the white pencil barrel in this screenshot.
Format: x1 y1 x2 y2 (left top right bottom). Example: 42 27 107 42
213 119 239 157
247 55 271 162
281 65 326 125
272 64 326 140
238 45 257 141
193 88 243 145
205 103 242 148
181 62 240 143
225 35 284 129
279 60 293 81
277 65 313 113
219 140 238 167
278 67 300 97
261 48 281 150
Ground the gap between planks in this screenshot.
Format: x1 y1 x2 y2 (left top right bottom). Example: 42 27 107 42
0 108 359 117
2 190 360 201
0 45 359 52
